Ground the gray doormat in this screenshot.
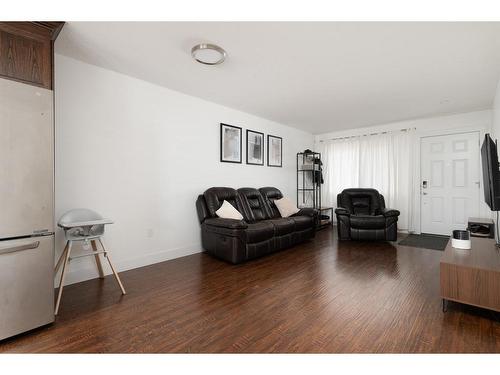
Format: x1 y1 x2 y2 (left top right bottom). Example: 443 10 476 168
398 234 449 251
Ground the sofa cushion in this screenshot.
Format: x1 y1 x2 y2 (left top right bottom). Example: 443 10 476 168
350 214 386 229
259 187 284 218
244 221 275 243
204 187 243 218
274 197 300 218
337 188 382 215
267 218 295 236
237 188 270 222
290 215 314 231
216 200 244 220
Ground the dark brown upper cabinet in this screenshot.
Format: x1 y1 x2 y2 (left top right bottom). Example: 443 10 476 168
0 22 64 90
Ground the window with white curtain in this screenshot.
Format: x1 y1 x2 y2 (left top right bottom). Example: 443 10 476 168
318 129 415 231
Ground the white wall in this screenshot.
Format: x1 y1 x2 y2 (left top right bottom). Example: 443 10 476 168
55 54 313 285
315 110 493 233
493 80 500 138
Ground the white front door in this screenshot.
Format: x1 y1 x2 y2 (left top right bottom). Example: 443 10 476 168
420 132 480 235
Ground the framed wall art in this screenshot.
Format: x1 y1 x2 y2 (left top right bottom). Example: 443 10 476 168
267 134 282 167
246 129 264 165
220 123 242 163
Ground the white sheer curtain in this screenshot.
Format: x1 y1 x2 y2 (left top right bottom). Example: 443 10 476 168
318 129 415 231
321 137 360 207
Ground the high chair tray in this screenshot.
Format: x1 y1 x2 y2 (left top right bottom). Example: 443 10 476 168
58 219 113 228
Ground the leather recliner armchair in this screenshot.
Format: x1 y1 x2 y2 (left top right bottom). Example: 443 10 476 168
335 188 400 241
196 187 318 264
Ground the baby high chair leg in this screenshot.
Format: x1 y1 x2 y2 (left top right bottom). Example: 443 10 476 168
54 242 69 275
98 238 126 295
55 240 73 315
91 240 105 279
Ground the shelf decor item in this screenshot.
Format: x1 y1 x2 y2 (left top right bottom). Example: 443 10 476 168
246 129 264 165
220 123 242 163
267 135 282 167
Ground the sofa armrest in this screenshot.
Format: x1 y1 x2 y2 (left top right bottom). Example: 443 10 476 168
294 207 319 218
203 218 248 229
382 208 400 217
335 207 350 216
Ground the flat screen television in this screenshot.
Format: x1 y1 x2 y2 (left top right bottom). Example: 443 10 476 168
481 133 500 211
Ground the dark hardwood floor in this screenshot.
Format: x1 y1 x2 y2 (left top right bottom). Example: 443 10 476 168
1 229 500 353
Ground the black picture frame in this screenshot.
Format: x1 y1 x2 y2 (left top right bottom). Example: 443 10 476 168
267 134 283 167
246 129 265 166
220 123 242 163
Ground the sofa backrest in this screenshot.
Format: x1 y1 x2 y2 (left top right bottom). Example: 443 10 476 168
259 187 284 219
337 188 384 215
197 187 285 223
237 188 271 222
203 187 245 218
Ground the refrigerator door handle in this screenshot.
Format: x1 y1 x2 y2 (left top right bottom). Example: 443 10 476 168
0 241 40 255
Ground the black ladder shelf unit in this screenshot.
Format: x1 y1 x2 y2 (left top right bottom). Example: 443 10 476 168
296 151 333 229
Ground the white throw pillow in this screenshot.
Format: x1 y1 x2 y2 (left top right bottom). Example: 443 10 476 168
275 197 300 218
215 200 244 220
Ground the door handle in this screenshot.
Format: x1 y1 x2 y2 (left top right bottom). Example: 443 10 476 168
0 241 40 255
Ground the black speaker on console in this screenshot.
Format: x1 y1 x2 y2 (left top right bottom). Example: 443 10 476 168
467 217 494 238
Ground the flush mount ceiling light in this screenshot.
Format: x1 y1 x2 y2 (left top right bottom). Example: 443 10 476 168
191 43 227 65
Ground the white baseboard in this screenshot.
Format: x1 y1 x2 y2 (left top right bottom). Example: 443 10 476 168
56 242 203 286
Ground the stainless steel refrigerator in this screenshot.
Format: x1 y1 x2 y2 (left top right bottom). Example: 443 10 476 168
0 78 55 340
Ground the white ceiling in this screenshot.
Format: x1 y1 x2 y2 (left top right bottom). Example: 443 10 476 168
56 22 500 134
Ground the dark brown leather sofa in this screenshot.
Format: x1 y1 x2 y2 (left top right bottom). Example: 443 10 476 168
196 187 318 264
335 188 400 241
